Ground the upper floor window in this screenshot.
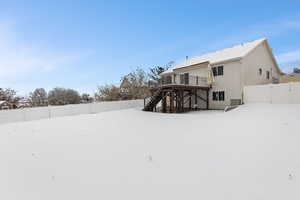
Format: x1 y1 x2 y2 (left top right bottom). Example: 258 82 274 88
179 73 189 85
212 66 224 76
259 68 262 76
266 71 270 79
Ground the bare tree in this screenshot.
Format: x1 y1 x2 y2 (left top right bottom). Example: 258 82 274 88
81 93 93 103
95 85 120 101
48 88 81 105
148 61 174 82
120 68 150 99
0 88 17 102
29 88 48 107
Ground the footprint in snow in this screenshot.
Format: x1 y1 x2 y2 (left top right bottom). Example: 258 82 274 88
146 155 153 162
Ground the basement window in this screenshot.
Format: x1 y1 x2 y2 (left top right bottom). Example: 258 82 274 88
212 92 218 101
219 91 225 101
212 91 225 101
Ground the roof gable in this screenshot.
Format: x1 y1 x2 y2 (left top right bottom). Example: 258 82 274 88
164 38 266 74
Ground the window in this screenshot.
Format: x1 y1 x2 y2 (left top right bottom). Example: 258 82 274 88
219 91 225 101
266 71 270 79
217 66 224 76
184 73 189 85
212 66 224 76
212 91 225 101
213 92 218 101
180 74 184 84
259 68 262 76
165 76 172 84
212 67 218 76
196 76 199 85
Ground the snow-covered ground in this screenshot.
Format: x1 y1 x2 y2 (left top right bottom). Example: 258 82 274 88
0 104 299 200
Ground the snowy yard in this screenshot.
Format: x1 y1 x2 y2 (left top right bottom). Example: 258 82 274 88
0 104 299 200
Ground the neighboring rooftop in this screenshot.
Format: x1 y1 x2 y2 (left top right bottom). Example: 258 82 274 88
164 38 267 74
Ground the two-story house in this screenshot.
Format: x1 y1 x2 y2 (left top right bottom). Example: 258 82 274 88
143 38 284 112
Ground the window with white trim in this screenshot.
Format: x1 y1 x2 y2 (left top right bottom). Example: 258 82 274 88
212 91 225 101
212 66 224 76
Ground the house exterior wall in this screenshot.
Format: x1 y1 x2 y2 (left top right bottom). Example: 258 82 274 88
209 61 242 109
173 62 209 77
242 41 282 86
160 40 283 110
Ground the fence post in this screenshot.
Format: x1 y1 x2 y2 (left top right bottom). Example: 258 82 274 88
23 108 26 122
48 106 51 119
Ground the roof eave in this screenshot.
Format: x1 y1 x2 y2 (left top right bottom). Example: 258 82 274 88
211 57 242 65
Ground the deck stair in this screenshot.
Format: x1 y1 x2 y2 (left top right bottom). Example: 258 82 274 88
143 88 163 111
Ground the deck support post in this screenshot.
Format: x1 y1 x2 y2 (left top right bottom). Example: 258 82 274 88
189 90 192 110
162 91 167 113
194 89 197 108
170 91 174 113
180 89 184 113
206 89 209 110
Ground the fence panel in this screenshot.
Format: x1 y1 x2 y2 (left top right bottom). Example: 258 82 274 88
243 85 271 104
244 83 300 104
290 82 300 104
0 100 143 125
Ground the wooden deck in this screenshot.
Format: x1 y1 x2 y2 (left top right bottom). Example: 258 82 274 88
144 84 210 113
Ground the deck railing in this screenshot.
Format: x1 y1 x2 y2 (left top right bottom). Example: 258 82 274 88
162 74 208 86
148 74 209 88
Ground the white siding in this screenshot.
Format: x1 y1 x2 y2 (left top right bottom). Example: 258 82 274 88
173 63 208 77
244 82 300 104
209 61 242 109
242 41 281 86
0 100 144 125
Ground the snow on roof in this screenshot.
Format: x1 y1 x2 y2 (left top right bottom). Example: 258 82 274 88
163 38 266 74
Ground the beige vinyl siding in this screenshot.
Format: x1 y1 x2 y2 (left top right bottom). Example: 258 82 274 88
209 61 242 109
242 41 282 86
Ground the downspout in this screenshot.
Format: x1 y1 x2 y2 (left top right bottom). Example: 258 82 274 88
240 59 244 104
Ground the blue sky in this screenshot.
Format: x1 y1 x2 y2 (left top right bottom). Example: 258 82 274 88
0 0 300 95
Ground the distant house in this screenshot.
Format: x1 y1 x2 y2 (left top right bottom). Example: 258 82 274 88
0 101 12 110
144 38 284 112
281 73 300 83
17 98 32 108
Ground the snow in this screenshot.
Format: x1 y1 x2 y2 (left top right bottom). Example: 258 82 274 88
0 103 299 200
163 38 266 74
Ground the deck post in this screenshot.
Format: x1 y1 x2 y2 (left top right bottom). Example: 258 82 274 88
194 89 197 107
189 90 192 110
206 89 209 110
180 89 184 113
162 91 167 113
170 91 174 113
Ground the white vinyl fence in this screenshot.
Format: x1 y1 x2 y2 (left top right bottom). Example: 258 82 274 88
243 82 300 104
0 100 143 125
